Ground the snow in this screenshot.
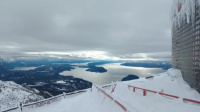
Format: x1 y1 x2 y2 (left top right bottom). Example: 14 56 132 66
171 0 196 27
123 69 200 100
25 90 123 112
111 69 200 112
2 69 200 112
0 81 43 110
56 80 66 84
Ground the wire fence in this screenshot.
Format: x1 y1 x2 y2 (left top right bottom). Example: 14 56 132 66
1 89 87 112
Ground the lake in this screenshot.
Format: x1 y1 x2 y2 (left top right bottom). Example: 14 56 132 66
60 63 166 85
13 67 38 71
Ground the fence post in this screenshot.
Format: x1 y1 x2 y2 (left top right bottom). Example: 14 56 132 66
133 87 135 92
19 102 23 112
63 92 66 98
143 90 146 96
112 84 116 93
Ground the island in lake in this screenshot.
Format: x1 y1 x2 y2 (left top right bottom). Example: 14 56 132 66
86 63 107 73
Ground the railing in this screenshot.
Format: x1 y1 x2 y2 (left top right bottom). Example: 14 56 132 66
93 84 127 112
1 107 19 112
128 85 200 105
1 89 87 112
101 83 117 93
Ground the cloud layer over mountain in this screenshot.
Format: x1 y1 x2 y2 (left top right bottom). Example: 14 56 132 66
0 0 173 60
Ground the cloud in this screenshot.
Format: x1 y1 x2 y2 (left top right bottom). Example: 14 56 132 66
0 0 173 60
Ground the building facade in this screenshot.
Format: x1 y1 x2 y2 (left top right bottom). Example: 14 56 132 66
172 0 200 92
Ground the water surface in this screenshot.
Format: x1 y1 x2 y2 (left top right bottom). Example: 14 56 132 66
60 63 166 85
13 67 37 71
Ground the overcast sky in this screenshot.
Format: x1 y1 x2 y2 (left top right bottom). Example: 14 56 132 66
0 0 173 61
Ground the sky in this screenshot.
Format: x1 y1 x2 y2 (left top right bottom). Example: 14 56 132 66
0 0 173 61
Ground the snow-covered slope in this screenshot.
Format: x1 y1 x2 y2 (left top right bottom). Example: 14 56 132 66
112 68 200 112
5 69 200 112
0 80 44 110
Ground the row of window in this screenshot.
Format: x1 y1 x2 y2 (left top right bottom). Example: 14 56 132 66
172 48 193 54
194 40 200 45
196 30 200 35
172 45 193 52
194 66 200 70
196 19 200 25
172 52 193 57
173 27 193 40
173 33 193 43
194 51 200 56
173 39 193 48
194 61 200 67
172 21 191 36
193 46 200 50
196 8 200 14
196 24 200 30
193 56 200 61
194 62 200 66
195 35 200 40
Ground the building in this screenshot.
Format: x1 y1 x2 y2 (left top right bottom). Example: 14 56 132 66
171 0 200 92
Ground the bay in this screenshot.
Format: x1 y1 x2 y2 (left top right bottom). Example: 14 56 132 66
60 63 166 85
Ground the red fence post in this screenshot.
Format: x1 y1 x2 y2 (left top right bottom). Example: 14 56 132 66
128 85 200 105
94 84 127 111
112 84 116 93
133 87 135 92
143 90 146 96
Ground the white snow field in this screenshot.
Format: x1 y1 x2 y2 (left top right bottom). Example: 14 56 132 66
0 81 43 110
3 69 200 112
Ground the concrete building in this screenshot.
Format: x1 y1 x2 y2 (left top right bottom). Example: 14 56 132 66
172 0 200 92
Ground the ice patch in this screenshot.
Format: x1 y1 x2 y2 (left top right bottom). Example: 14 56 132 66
171 0 196 27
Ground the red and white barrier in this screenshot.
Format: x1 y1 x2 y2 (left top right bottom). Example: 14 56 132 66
93 84 127 112
128 85 200 105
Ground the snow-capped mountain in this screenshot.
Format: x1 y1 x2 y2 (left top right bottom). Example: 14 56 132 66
0 56 15 63
0 80 44 110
